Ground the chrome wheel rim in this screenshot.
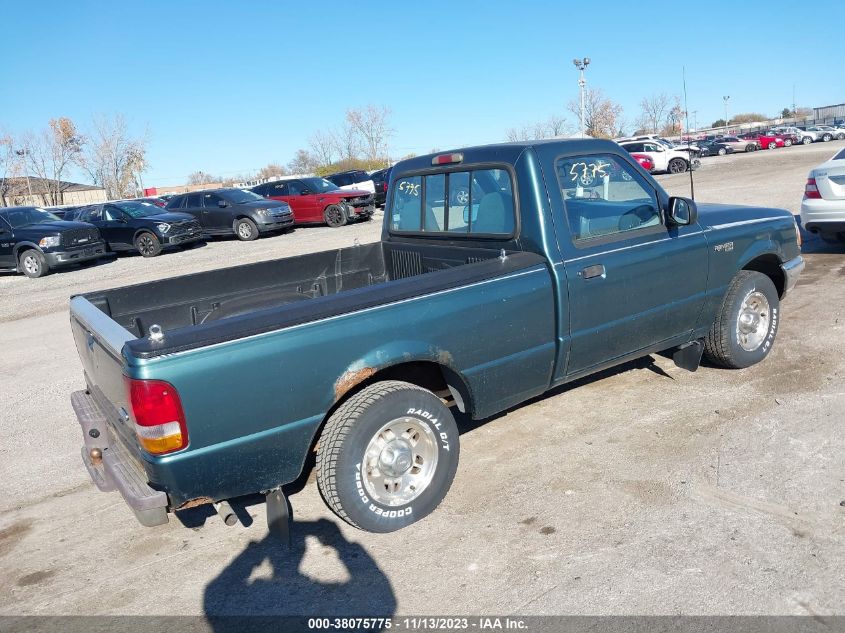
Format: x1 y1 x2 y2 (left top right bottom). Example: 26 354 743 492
138 235 155 255
736 290 770 352
361 417 439 506
23 254 39 275
237 223 252 239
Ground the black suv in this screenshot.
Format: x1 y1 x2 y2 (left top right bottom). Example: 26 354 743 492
324 170 372 190
368 167 392 206
66 200 202 257
0 206 106 278
165 188 294 241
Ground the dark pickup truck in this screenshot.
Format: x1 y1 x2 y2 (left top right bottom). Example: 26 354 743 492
68 139 804 535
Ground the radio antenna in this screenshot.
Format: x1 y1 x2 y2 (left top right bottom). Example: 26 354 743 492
683 66 695 200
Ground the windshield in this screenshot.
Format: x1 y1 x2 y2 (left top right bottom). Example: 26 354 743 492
1 207 61 228
300 177 340 193
222 189 264 204
113 201 162 218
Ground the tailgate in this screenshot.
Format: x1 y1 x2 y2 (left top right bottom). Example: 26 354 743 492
69 296 139 455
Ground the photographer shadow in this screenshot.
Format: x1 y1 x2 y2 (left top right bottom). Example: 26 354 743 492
203 517 396 630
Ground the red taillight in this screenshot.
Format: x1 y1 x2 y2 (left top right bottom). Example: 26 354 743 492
804 178 822 199
125 377 188 454
154 201 166 207
383 182 388 192
432 152 463 165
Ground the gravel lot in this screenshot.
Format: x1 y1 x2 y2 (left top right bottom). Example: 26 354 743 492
1 141 843 617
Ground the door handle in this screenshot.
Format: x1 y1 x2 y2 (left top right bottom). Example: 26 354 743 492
580 264 606 279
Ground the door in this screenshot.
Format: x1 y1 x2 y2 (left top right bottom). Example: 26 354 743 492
200 193 231 232
548 151 708 378
0 216 14 268
182 193 207 229
77 205 114 248
101 205 135 249
287 180 321 222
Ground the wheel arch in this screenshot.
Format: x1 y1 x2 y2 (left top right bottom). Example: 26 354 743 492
741 253 785 298
12 241 42 259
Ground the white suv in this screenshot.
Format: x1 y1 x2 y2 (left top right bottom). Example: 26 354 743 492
617 139 694 174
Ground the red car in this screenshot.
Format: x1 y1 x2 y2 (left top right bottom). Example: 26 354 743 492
251 177 375 227
740 132 785 150
632 153 655 172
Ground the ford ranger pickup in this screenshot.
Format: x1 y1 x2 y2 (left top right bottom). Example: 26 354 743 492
68 138 804 534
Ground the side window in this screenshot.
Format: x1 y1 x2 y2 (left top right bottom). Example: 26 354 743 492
203 194 222 208
336 174 352 187
167 196 184 209
83 206 102 222
391 176 422 231
271 182 289 196
185 194 202 208
287 181 304 196
555 154 661 242
624 143 643 153
103 207 122 221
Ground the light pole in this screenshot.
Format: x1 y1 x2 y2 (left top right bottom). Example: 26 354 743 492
723 95 730 128
691 110 698 131
573 57 590 137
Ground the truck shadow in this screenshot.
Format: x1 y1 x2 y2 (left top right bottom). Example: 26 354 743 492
203 517 396 627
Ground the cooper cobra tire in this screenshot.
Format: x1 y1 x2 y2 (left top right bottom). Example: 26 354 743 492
316 380 460 533
704 271 779 369
19 249 50 278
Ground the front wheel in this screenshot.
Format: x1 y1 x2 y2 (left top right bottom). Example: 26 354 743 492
323 204 348 228
784 138 793 147
668 158 688 174
234 218 259 241
718 147 727 156
134 232 162 257
704 271 779 369
802 136 813 145
316 380 460 533
19 249 50 278
822 134 832 142
767 142 777 150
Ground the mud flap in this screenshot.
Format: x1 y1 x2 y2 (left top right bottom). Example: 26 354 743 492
266 488 293 546
673 339 704 372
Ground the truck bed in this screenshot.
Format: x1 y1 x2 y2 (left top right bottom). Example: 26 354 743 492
73 241 544 359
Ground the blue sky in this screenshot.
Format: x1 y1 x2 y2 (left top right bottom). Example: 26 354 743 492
2 0 841 186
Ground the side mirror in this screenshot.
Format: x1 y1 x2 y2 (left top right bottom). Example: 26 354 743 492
667 196 697 226
0 227 8 236
217 200 228 208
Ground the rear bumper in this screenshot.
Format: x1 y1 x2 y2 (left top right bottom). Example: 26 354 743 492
800 198 845 233
43 241 106 267
781 255 805 298
72 390 169 527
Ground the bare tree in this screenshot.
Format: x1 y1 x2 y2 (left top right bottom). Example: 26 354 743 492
255 163 288 180
77 114 149 199
346 105 393 162
662 96 685 135
568 88 623 139
0 132 17 206
332 121 362 163
638 93 670 134
287 149 318 175
309 130 336 167
506 115 573 142
186 171 217 185
21 117 84 205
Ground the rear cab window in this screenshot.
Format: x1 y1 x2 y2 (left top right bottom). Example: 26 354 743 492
390 167 515 236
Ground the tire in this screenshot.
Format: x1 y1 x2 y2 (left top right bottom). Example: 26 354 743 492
703 271 779 369
718 148 727 156
19 249 49 278
837 133 845 140
316 380 460 533
784 138 793 147
323 204 348 228
745 144 756 152
668 158 688 174
234 218 258 241
822 134 832 142
134 232 162 257
767 142 777 150
802 136 813 145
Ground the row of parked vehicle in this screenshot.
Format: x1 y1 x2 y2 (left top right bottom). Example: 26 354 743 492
0 168 393 278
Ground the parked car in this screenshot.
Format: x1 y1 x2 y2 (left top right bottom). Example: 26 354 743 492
631 153 655 171
251 177 375 227
325 169 376 194
832 125 845 140
65 200 203 257
165 188 294 241
697 140 734 157
67 139 803 534
719 135 760 152
369 167 393 207
813 126 840 142
134 197 168 208
798 127 834 143
800 146 845 243
770 127 806 145
0 206 106 278
618 139 694 173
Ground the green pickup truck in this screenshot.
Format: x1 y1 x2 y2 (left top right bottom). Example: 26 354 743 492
69 138 804 535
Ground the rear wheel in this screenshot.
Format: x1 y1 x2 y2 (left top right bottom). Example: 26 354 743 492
718 147 727 156
19 249 49 278
704 271 779 369
784 138 793 147
767 141 777 150
802 136 813 145
234 218 258 241
323 204 347 228
134 232 162 257
822 133 832 142
745 144 756 152
668 158 688 174
316 380 460 533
